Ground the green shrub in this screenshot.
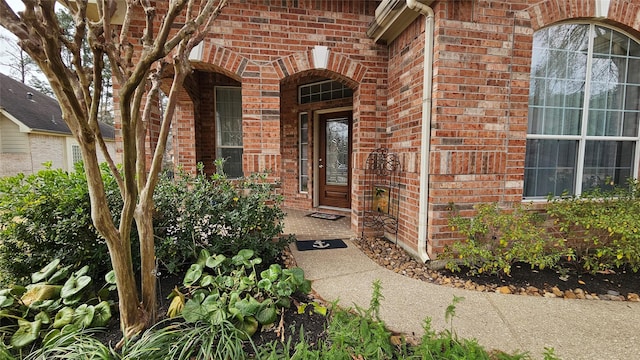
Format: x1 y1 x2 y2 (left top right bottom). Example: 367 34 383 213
153 163 293 274
444 203 570 276
546 179 640 273
0 163 119 286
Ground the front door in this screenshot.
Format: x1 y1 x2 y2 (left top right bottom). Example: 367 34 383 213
318 111 352 208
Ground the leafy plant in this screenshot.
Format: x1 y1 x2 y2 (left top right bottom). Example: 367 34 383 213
0 259 113 355
547 180 640 273
0 163 121 286
444 203 570 275
167 249 311 338
153 163 293 274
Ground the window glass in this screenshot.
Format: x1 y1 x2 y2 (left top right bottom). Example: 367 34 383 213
525 24 640 197
216 87 243 178
298 80 352 104
299 113 309 193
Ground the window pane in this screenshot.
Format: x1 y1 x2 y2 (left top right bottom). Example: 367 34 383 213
216 87 243 178
528 24 588 136
582 141 634 192
217 147 243 178
527 24 640 198
299 113 309 193
524 139 577 197
298 80 352 105
216 87 243 146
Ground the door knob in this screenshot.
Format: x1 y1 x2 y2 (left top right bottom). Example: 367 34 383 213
319 165 324 168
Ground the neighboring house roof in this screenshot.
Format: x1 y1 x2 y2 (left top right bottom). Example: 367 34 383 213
0 72 114 139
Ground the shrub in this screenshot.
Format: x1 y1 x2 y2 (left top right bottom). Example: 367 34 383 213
153 163 293 274
443 203 570 276
0 163 119 286
546 179 640 273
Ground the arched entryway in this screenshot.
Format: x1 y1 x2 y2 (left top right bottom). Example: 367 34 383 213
279 71 358 211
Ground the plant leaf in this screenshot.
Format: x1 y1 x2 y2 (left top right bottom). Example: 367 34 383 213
0 295 14 308
256 306 277 325
10 319 41 348
47 265 71 285
73 304 95 328
61 275 91 299
183 264 203 286
31 259 60 283
196 249 211 266
53 307 74 328
205 254 227 269
35 311 50 325
91 301 112 327
104 270 116 285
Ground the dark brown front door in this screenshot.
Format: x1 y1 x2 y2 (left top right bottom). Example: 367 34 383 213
319 111 352 208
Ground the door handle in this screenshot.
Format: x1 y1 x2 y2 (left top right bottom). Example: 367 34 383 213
319 165 324 168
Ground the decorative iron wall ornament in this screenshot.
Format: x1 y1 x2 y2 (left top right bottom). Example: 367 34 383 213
362 148 401 241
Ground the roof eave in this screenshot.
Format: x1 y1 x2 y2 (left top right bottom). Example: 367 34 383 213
366 0 434 45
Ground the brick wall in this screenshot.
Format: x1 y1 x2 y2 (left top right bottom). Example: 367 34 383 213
29 134 67 171
164 0 388 234
385 0 640 257
0 153 32 177
122 0 640 259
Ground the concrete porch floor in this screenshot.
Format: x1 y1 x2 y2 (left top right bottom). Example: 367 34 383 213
283 208 356 241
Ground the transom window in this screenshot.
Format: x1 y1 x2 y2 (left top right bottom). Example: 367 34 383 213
298 80 353 104
215 86 243 178
524 23 640 198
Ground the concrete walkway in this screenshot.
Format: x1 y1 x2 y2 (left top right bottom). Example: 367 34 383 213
289 239 640 360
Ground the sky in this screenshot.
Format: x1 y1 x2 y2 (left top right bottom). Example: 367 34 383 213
0 0 26 77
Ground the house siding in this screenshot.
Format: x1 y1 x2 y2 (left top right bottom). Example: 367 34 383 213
0 116 29 153
126 0 640 259
29 134 67 171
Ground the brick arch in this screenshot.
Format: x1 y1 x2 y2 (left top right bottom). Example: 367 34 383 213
272 50 366 88
196 43 248 81
527 0 640 34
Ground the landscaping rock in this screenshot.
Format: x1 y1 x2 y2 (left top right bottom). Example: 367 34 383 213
627 293 640 302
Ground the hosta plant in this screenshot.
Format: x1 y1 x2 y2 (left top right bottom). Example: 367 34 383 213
0 259 113 354
167 249 311 338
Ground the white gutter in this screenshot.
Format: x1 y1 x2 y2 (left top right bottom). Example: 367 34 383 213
406 0 434 262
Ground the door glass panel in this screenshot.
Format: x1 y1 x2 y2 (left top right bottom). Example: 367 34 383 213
325 118 349 186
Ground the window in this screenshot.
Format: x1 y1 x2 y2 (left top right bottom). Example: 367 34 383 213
525 23 640 198
298 80 353 104
71 144 82 164
216 86 243 178
299 112 309 192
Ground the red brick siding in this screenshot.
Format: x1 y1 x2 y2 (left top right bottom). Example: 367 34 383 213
117 0 640 259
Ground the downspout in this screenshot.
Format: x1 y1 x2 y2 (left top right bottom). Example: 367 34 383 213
406 0 434 262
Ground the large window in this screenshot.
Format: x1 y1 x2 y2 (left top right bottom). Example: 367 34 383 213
216 87 243 178
525 23 640 198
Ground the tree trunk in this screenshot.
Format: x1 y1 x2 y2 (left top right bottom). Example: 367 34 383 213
80 142 145 337
135 200 157 325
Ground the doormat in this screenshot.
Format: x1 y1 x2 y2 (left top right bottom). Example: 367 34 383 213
306 212 345 221
296 239 348 251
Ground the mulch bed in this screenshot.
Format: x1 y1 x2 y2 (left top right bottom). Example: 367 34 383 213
353 236 640 301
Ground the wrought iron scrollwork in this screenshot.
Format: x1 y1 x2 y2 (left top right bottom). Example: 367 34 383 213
362 148 401 241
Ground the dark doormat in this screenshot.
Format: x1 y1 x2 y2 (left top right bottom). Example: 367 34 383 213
296 239 347 251
306 212 345 221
